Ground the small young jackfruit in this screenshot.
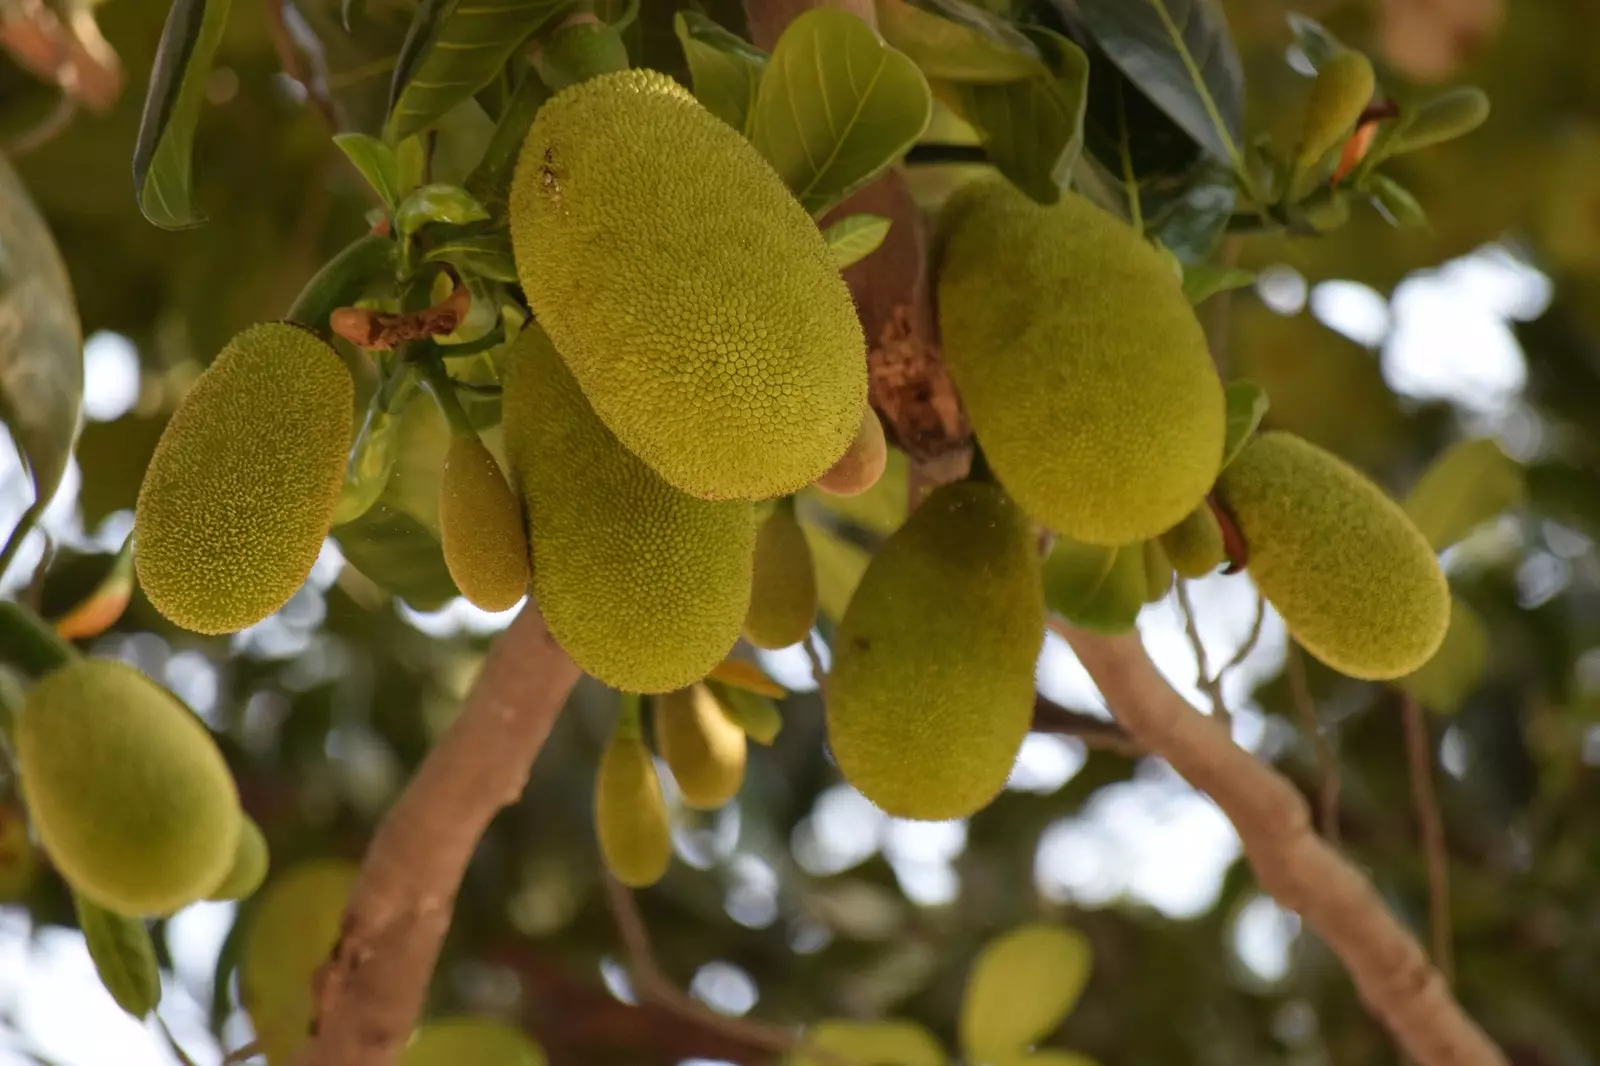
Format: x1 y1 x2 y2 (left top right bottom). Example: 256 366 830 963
207 816 269 902
654 685 747 810
1298 51 1375 168
936 179 1225 545
745 502 817 650
402 1018 546 1066
134 322 352 635
1216 432 1449 680
1160 505 1226 578
439 431 530 613
816 408 889 497
707 682 784 746
827 481 1045 820
511 69 867 502
503 327 756 693
16 660 240 917
1142 540 1173 604
595 724 672 888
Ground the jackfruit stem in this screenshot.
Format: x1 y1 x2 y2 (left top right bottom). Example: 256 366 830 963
615 692 644 741
0 602 78 680
419 356 478 439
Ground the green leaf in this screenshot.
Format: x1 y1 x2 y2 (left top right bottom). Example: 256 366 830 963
960 924 1092 1060
943 26 1089 204
800 520 872 623
875 0 1042 83
708 682 784 745
992 1053 1101 1066
465 64 551 211
674 10 768 135
1368 173 1428 230
790 1020 945 1066
132 0 233 229
1221 379 1269 470
750 7 933 216
823 214 892 269
1404 438 1525 552
424 229 519 282
1182 261 1254 304
1044 540 1143 635
395 184 491 241
332 376 418 526
1398 595 1489 716
332 133 403 212
386 0 569 142
286 232 399 334
1073 0 1245 169
0 153 83 573
1285 13 1346 72
76 893 160 1019
333 500 460 611
1388 86 1490 156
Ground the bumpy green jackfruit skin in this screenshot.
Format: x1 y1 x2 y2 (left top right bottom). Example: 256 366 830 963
595 731 672 888
207 816 269 901
502 327 755 693
745 505 817 649
936 180 1225 545
510 69 866 502
1160 505 1226 578
1217 432 1449 680
440 432 531 613
1299 51 1375 166
17 660 241 916
134 322 353 635
827 481 1044 820
816 408 888 497
655 685 747 810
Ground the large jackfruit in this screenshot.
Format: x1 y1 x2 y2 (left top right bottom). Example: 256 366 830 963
827 480 1044 820
510 69 866 502
936 179 1224 545
1216 432 1448 680
134 322 353 634
502 327 755 693
439 431 530 613
17 659 241 916
745 501 817 650
655 684 747 810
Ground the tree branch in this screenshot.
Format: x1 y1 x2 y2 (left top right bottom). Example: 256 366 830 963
1052 620 1504 1066
294 603 581 1066
1031 695 1143 756
1401 693 1454 985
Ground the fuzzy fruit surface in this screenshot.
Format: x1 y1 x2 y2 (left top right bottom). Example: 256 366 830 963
595 731 671 888
745 505 817 649
440 432 530 613
655 685 747 809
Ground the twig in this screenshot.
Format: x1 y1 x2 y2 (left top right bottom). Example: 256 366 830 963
1401 693 1454 985
1031 695 1144 757
1286 640 1340 845
1052 619 1504 1066
221 1040 263 1066
262 0 338 130
2 92 76 156
803 631 828 692
1175 579 1231 732
1214 589 1266 681
294 604 581 1066
602 876 800 1055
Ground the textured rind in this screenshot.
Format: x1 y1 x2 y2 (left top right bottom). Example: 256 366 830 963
440 432 531 612
745 506 817 649
1300 51 1375 164
1217 432 1449 680
134 322 353 635
1160 505 1227 578
654 685 747 810
503 328 755 693
936 180 1225 545
17 660 241 916
510 69 867 501
816 408 888 497
827 481 1045 820
207 816 269 901
595 732 671 888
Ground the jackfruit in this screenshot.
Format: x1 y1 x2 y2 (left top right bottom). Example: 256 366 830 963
1216 432 1448 680
960 924 1091 1062
654 684 747 810
745 502 817 649
1298 51 1375 168
594 723 671 888
16 659 240 917
936 179 1225 545
502 327 756 693
827 480 1044 820
707 682 783 746
817 408 888 497
208 816 269 901
1160 506 1226 578
510 69 866 501
241 860 360 1066
439 431 530 612
402 1018 546 1066
134 322 353 635
1142 540 1173 603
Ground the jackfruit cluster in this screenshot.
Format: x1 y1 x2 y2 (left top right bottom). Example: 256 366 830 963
655 684 747 809
936 178 1225 546
16 659 241 917
827 480 1045 820
510 69 866 502
1217 431 1449 679
594 720 672 888
502 326 756 693
439 430 530 613
745 501 817 650
134 322 353 635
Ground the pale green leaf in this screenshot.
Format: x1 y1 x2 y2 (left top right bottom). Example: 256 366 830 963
1221 379 1269 470
875 0 1041 83
332 133 403 211
674 10 768 135
424 230 518 282
708 682 784 745
132 0 233 229
800 520 872 623
960 924 1092 1061
76 893 160 1019
394 184 490 240
1388 86 1490 156
333 501 460 611
790 1020 945 1066
751 7 933 216
823 214 892 269
332 375 418 526
1398 595 1489 716
1043 541 1141 635
1404 438 1525 551
1182 261 1255 305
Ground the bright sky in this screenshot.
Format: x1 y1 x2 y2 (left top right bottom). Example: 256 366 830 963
0 240 1556 1062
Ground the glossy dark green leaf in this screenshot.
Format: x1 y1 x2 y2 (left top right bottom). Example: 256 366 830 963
424 229 518 282
132 0 234 229
1181 261 1253 304
386 0 569 141
465 64 550 211
333 500 460 611
333 133 403 211
286 232 399 334
875 0 1040 83
1221 378 1268 470
674 10 768 135
332 375 419 526
750 7 933 216
1285 13 1345 71
394 183 490 240
76 893 160 1019
823 214 892 269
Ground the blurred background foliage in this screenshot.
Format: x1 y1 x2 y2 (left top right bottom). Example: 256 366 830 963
3 0 1600 1064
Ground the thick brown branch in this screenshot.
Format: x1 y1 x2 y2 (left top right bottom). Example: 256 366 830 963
294 604 581 1066
1054 621 1505 1066
1031 695 1143 756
